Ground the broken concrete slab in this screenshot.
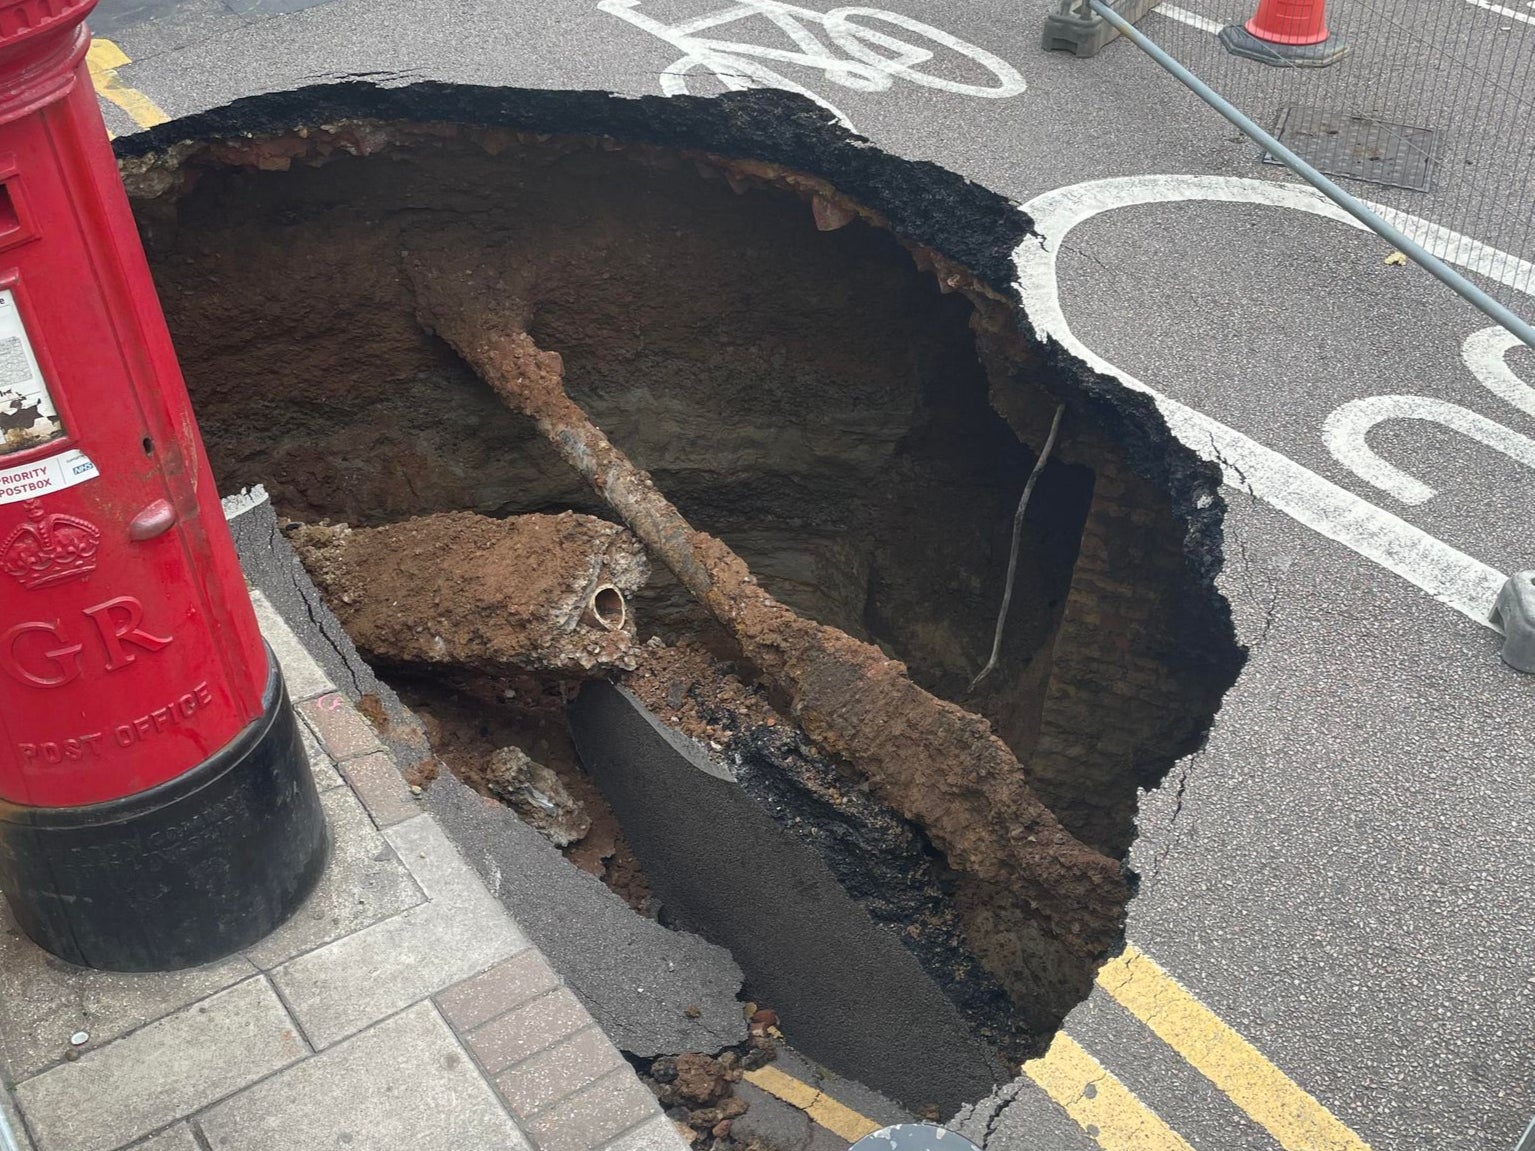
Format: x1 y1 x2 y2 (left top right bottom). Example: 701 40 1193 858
290 511 650 676
425 771 746 1058
569 680 1007 1114
226 492 747 1062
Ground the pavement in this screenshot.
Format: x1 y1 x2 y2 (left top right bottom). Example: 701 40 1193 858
11 2 1535 1150
0 492 689 1151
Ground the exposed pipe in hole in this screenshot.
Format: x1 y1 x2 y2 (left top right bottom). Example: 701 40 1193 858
405 241 1128 1021
583 583 627 632
120 107 1246 1115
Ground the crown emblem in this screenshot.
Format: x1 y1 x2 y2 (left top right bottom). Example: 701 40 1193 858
2 499 101 590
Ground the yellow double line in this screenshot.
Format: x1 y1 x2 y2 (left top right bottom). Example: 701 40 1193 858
747 944 1372 1151
742 1064 884 1142
1026 944 1373 1151
86 38 169 135
74 36 1374 1151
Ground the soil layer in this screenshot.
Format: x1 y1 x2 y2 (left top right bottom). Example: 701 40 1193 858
118 88 1245 1107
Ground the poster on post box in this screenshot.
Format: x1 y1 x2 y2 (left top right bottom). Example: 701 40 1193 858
0 288 65 456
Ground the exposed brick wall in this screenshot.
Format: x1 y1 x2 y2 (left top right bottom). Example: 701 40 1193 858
1029 441 1223 859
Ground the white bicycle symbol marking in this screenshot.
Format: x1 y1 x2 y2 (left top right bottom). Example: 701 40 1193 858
598 0 1027 131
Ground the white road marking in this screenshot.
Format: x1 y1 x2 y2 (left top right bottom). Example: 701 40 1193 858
1464 0 1535 26
1323 395 1535 505
1017 174 1511 628
1463 326 1535 418
1156 5 1224 35
1364 205 1535 296
599 0 1026 132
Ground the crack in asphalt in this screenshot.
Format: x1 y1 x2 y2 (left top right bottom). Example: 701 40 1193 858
1148 754 1196 888
956 1078 1025 1148
268 514 367 697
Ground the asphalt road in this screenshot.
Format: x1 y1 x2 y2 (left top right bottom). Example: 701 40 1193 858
92 1 1535 1148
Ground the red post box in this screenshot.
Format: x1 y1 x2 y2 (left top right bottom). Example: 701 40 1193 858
0 0 326 969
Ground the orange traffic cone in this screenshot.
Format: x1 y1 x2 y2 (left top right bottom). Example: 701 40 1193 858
1220 0 1349 65
1246 0 1330 44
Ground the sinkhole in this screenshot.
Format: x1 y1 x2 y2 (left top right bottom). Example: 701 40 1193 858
123 87 1244 1121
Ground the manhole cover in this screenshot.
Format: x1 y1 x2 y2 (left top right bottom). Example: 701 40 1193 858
1264 106 1435 192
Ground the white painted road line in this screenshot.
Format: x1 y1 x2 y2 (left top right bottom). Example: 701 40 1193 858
1464 325 1535 418
1017 174 1513 629
1155 5 1224 35
1323 395 1535 506
1464 0 1535 27
600 0 1027 133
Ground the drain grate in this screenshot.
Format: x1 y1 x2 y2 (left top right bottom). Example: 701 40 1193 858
1264 106 1436 192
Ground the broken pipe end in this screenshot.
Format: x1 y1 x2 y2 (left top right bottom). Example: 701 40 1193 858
582 583 627 633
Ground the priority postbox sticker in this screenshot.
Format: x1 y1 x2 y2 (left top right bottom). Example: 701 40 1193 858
0 289 65 456
0 448 99 505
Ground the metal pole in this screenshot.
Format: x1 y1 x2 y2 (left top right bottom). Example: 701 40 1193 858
1086 0 1535 351
0 1098 22 1151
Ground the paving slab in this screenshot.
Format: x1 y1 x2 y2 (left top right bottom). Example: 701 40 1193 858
197 1000 531 1151
465 988 590 1076
0 908 256 1082
251 590 336 703
435 950 562 1033
125 1126 200 1151
601 1116 690 1151
298 717 346 792
493 1026 626 1118
520 1067 665 1151
242 785 424 971
297 693 385 762
14 977 305 1151
337 750 422 828
270 815 528 1048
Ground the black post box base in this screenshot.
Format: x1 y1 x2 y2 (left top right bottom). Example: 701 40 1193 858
0 648 329 972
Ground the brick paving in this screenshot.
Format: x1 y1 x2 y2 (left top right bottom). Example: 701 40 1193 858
0 588 686 1151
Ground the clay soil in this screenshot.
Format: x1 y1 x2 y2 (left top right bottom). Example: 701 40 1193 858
126 121 1228 1071
290 510 650 675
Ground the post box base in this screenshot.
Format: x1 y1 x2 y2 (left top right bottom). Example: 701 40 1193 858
0 649 328 972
